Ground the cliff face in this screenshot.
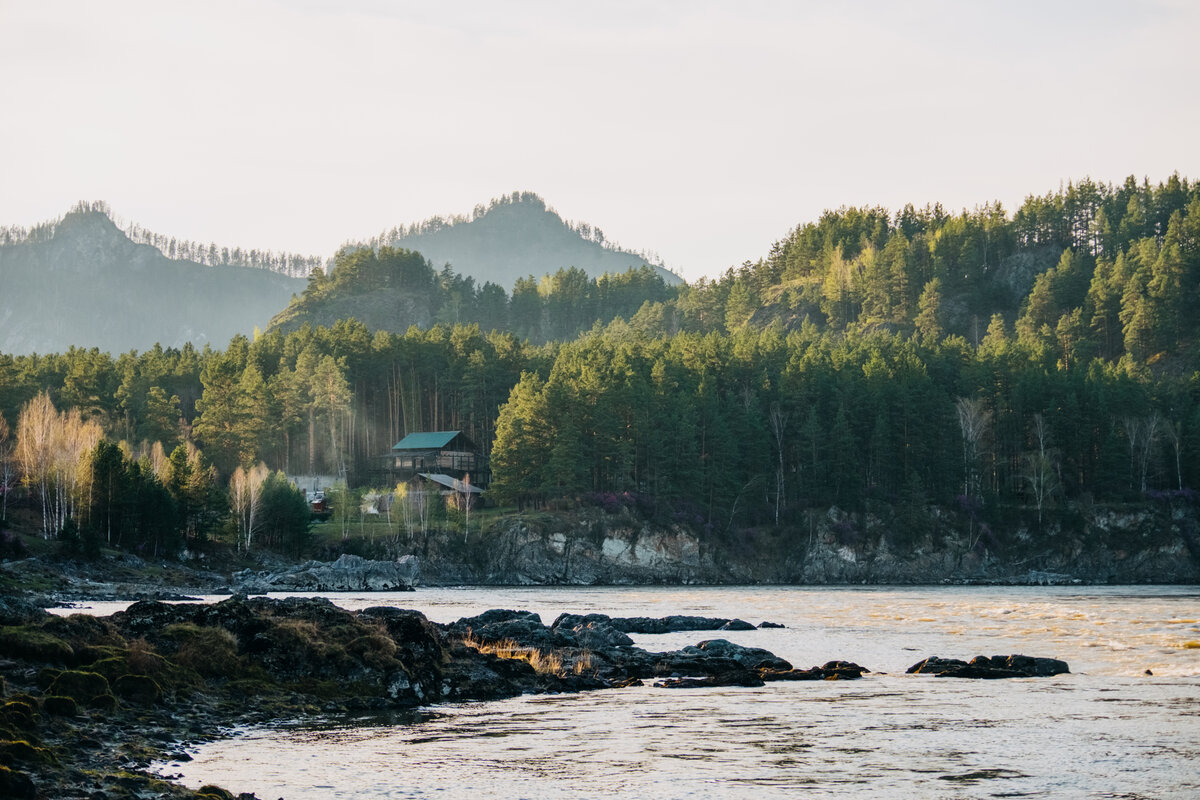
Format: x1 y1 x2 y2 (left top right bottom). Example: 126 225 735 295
421 513 722 585
416 504 1200 586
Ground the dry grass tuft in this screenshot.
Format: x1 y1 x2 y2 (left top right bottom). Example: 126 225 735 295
461 633 567 676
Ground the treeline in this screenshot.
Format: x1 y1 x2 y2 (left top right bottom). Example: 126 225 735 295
0 322 534 483
0 201 324 277
670 174 1200 367
4 313 1193 551
273 245 676 344
0 392 310 557
491 323 1198 542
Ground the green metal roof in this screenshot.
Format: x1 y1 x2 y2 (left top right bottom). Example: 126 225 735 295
392 431 462 451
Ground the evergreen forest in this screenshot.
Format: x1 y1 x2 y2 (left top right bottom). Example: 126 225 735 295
1 174 1198 562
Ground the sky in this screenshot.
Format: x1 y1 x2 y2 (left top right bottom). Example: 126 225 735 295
2 0 1198 283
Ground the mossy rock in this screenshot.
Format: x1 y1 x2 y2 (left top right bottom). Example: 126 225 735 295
0 701 38 732
87 693 118 712
165 624 241 677
0 764 36 799
74 644 127 666
88 656 129 680
112 674 162 705
0 626 74 663
41 695 78 717
39 613 122 649
47 670 110 703
35 667 62 691
349 634 400 670
3 695 38 711
196 785 236 800
0 739 56 766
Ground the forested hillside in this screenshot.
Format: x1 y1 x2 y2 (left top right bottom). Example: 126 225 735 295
268 245 676 344
1 175 1197 566
357 191 680 290
0 204 305 355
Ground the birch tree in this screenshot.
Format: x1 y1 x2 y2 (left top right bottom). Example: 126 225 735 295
230 462 270 551
17 392 56 536
15 393 101 537
956 397 991 500
1020 413 1059 526
768 403 787 525
0 413 13 522
1122 414 1161 494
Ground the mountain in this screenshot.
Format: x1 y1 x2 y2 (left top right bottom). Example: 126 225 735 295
0 208 305 355
361 192 682 289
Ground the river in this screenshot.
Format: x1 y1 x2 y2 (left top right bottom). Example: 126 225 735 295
106 585 1199 798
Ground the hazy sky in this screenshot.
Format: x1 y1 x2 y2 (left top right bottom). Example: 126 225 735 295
2 0 1197 282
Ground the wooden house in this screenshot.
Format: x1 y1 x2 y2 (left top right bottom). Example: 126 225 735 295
385 430 489 486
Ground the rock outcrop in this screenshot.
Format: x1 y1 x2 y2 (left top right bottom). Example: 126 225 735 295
907 654 1070 678
232 553 419 592
414 502 1200 586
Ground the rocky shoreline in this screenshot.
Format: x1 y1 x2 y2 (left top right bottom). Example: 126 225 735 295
0 592 1072 799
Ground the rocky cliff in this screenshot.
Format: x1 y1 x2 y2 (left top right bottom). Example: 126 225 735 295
414 502 1200 585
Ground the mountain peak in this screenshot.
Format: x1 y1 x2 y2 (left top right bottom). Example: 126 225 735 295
361 191 679 289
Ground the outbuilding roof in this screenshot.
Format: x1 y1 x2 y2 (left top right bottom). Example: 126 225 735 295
418 473 483 493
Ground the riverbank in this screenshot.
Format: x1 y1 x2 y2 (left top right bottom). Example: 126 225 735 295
1 495 1197 609
0 594 877 798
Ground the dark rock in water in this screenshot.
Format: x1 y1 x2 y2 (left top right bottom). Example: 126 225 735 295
999 654 1070 676
907 656 970 674
761 660 868 681
550 612 756 634
614 614 747 634
649 639 792 676
445 609 574 651
719 619 756 631
655 670 766 689
907 654 1069 678
560 620 635 649
690 639 792 671
758 621 786 629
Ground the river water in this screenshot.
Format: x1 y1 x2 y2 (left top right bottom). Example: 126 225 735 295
122 585 1200 799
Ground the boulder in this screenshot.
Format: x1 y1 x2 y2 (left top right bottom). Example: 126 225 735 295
762 661 868 681
686 639 792 671
907 654 1069 678
557 621 634 649
446 610 571 651
611 615 752 634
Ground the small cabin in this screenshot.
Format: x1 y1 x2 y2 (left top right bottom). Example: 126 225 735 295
385 431 488 486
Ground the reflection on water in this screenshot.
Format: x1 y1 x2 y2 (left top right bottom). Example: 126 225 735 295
139 586 1200 798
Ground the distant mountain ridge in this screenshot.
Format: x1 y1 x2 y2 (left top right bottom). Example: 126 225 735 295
0 194 680 355
0 209 304 355
357 192 682 289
